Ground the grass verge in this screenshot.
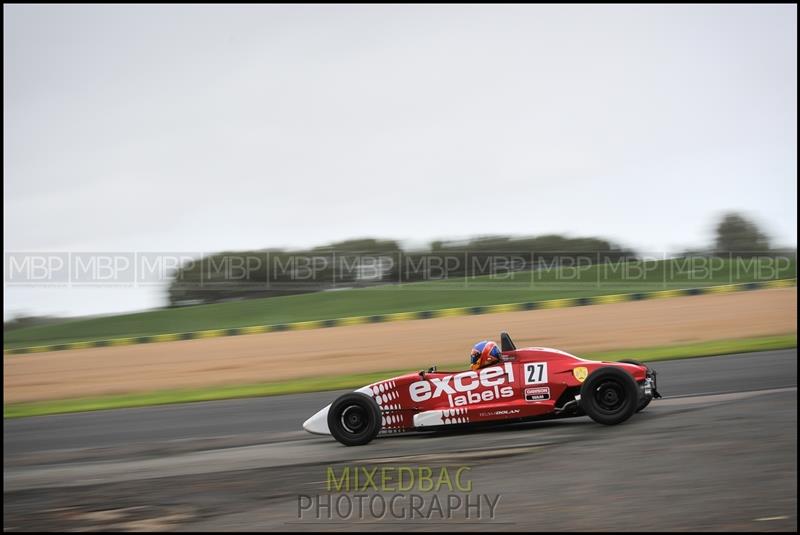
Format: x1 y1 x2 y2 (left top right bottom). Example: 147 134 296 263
4 333 796 419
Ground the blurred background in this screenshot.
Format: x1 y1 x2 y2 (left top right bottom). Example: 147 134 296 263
4 4 797 532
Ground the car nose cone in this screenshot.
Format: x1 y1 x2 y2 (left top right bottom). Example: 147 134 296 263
302 404 331 435
302 386 374 435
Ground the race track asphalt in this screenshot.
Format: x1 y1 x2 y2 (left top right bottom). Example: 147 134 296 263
4 350 798 531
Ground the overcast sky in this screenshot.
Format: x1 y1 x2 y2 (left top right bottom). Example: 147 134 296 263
3 4 797 318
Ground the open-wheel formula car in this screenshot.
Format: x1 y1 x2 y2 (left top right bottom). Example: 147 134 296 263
303 332 661 446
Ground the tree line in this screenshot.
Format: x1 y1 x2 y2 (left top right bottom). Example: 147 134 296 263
165 212 793 306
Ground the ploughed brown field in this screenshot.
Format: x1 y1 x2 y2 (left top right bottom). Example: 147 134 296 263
4 287 796 404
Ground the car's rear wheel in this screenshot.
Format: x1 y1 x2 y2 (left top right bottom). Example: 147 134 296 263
327 392 382 446
619 359 653 412
579 367 638 425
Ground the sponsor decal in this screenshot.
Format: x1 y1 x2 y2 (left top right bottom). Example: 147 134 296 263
573 367 588 383
413 408 470 427
479 408 521 417
525 386 550 402
524 362 548 385
408 363 515 408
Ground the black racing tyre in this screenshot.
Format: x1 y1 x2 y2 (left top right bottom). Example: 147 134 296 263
579 366 639 425
327 392 382 446
618 359 652 412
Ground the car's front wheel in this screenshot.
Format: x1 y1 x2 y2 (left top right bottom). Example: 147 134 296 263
327 392 382 446
579 367 638 425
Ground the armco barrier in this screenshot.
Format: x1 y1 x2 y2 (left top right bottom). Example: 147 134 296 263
4 278 796 355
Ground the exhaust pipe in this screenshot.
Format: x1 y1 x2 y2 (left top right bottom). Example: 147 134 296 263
555 395 581 413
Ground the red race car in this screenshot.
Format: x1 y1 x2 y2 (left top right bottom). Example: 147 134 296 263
303 332 661 446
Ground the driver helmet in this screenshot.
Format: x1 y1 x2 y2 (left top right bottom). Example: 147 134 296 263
470 340 502 371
